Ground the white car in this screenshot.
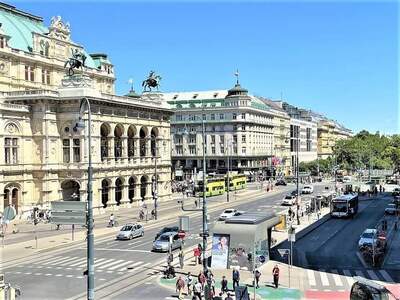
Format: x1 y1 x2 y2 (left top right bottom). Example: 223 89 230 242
281 195 296 206
301 185 314 194
358 229 377 249
218 208 238 221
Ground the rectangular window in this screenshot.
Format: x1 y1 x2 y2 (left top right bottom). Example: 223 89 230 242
41 69 51 84
233 113 237 120
202 114 206 120
73 139 81 162
242 113 246 119
189 135 196 144
220 113 224 120
306 128 311 139
189 145 196 154
233 135 237 143
5 138 18 164
211 114 215 120
176 115 182 121
176 146 183 154
242 135 246 143
220 146 225 154
220 135 224 144
212 146 216 154
63 139 70 163
233 125 237 131
242 147 246 154
307 140 312 152
211 135 215 144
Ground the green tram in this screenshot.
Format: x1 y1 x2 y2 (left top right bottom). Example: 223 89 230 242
194 174 247 197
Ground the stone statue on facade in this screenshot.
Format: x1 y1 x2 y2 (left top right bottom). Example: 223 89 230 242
142 71 161 92
64 49 87 76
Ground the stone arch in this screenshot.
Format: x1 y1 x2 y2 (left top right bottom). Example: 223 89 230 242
61 180 80 201
115 177 124 206
100 123 111 160
4 183 21 214
4 121 21 135
139 126 148 157
128 176 137 203
140 175 149 199
114 124 124 159
101 179 111 208
127 125 137 158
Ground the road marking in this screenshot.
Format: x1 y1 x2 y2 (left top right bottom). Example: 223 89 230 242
69 258 87 267
78 247 151 253
118 261 142 271
99 278 107 281
307 270 316 286
343 270 355 286
55 274 63 277
98 259 125 269
319 269 330 286
367 270 380 281
41 256 70 265
331 270 343 286
45 273 52 276
66 275 74 278
379 270 394 283
108 260 135 270
34 272 42 275
24 272 32 275
52 257 79 266
355 270 365 278
95 259 116 268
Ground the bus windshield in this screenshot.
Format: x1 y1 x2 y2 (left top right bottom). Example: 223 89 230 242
332 201 348 213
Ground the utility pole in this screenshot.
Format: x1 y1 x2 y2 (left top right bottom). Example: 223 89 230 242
201 102 208 273
226 141 230 202
153 135 158 220
296 126 300 225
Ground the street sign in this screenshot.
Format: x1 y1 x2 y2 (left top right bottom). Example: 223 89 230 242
277 249 289 258
50 201 86 225
288 226 296 242
3 206 16 221
199 232 209 237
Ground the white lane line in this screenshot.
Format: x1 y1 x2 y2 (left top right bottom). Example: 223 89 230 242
24 272 32 275
379 270 394 283
307 270 316 286
95 259 116 268
53 257 79 266
66 275 74 278
69 258 87 267
119 261 142 271
77 247 151 253
93 258 108 266
367 270 380 281
45 273 52 276
319 270 330 286
343 270 354 287
331 270 343 286
98 259 125 269
108 260 135 270
34 273 42 275
41 256 70 265
55 274 63 277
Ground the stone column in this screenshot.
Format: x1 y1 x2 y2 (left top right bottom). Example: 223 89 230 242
146 137 151 157
135 138 140 158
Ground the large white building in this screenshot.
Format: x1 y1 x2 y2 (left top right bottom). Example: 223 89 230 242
0 3 173 215
164 80 291 179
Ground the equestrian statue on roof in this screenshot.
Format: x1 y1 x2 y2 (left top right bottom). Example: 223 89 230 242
142 71 161 92
64 49 87 76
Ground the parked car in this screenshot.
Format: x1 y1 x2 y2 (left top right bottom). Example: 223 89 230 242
275 179 287 186
358 229 377 249
219 208 238 221
281 195 296 206
384 180 400 193
301 185 314 194
385 203 398 215
350 276 400 300
152 232 182 252
290 190 299 196
116 223 144 240
155 226 179 240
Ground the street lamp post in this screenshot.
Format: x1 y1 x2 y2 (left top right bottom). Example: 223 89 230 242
75 97 94 300
151 134 158 220
286 128 300 225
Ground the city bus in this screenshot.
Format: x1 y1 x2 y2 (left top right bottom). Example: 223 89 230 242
330 193 359 218
195 177 226 197
226 174 247 191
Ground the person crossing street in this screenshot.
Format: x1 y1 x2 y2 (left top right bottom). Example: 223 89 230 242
272 264 280 288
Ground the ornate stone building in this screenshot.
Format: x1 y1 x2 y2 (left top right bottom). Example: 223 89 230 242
0 4 172 215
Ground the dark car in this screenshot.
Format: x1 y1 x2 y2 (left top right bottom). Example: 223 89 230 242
290 190 298 196
392 188 400 197
155 226 179 240
275 179 287 186
350 276 395 300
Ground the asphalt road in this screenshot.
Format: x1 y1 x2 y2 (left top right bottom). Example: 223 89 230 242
3 182 330 299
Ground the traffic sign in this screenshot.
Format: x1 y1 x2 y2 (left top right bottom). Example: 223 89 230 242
3 206 16 221
51 201 86 225
258 255 266 263
277 249 289 258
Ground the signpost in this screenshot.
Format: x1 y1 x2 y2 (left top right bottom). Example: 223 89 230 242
51 201 86 241
2 206 16 248
278 249 291 288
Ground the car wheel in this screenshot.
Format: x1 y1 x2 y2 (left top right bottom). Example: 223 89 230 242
141 231 144 237
129 234 133 240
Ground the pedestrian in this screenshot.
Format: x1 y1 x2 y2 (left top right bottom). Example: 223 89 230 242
179 249 184 269
186 272 193 296
176 276 185 300
193 246 200 265
254 269 261 288
272 264 280 288
379 185 382 193
197 243 203 265
221 275 229 295
193 280 202 300
225 292 233 300
198 271 206 289
232 268 240 290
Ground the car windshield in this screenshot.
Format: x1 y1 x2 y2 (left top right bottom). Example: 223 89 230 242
388 204 395 208
159 235 171 241
121 226 133 231
224 209 234 213
161 227 177 233
362 232 374 239
285 196 293 200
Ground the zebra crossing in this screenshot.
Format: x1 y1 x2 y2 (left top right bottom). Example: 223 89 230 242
16 255 151 274
306 268 396 291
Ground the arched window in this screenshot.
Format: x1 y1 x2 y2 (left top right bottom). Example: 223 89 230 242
101 179 109 208
150 128 158 157
140 176 148 199
114 125 124 160
139 127 147 157
128 126 136 158
100 124 109 161
128 177 136 203
61 180 80 201
115 178 123 205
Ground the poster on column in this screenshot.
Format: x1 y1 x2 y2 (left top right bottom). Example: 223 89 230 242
211 233 230 269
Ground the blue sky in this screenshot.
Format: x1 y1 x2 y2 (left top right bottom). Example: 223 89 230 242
15 1 399 134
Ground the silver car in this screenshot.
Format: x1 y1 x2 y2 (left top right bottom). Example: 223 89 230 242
116 223 144 240
152 232 182 252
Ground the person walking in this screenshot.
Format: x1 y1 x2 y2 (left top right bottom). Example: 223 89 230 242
197 243 203 265
221 275 229 295
179 249 185 269
193 246 200 265
193 280 202 300
198 271 206 289
254 269 261 288
186 272 193 296
272 264 280 288
232 268 240 290
225 292 233 300
176 276 185 300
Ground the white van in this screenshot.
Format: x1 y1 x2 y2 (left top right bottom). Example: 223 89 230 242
343 176 352 183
